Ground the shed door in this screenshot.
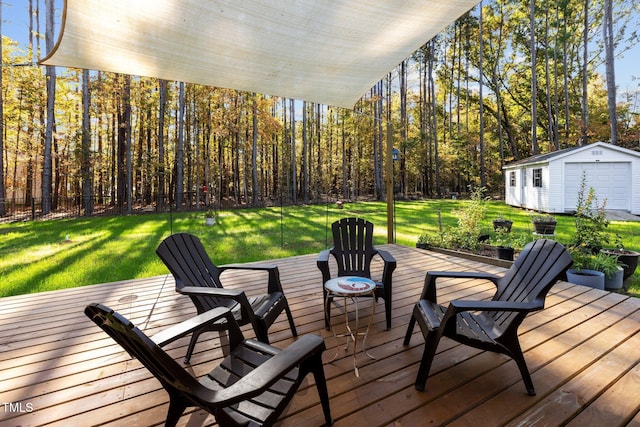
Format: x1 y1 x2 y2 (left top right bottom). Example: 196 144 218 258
564 162 630 211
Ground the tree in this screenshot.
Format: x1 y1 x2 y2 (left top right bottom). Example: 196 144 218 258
176 81 185 210
581 0 589 145
603 0 617 144
158 79 167 209
0 5 5 216
530 0 539 154
82 69 93 215
251 94 259 205
479 1 486 187
290 99 297 204
42 0 56 214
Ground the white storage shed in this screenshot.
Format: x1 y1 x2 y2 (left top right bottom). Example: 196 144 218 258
503 141 640 214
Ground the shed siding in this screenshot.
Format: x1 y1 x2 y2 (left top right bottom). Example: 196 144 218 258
547 161 564 213
505 169 520 207
633 159 640 215
520 165 551 212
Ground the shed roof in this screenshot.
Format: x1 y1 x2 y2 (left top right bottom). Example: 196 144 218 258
504 141 640 169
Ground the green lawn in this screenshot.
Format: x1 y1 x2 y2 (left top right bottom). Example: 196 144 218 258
1 200 638 298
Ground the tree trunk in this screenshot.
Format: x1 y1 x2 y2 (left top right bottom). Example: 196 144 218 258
341 114 348 199
0 4 5 216
252 95 259 205
400 60 407 197
530 0 538 154
430 40 441 196
158 80 167 209
603 0 617 144
302 100 309 203
581 0 589 145
124 75 132 213
43 0 56 214
290 99 297 204
82 69 93 215
176 81 185 210
544 4 556 150
479 1 486 188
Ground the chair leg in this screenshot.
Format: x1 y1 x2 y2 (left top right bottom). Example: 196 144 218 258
310 352 333 426
512 349 536 396
284 304 298 337
165 394 188 427
384 297 392 330
415 329 440 391
403 314 416 346
253 320 270 344
184 330 202 364
324 295 332 331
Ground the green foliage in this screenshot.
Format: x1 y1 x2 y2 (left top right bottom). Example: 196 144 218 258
569 249 621 278
530 213 556 223
491 230 529 250
570 172 610 252
417 187 489 251
445 187 488 250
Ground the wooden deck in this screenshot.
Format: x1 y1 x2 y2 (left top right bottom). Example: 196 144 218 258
1 244 639 427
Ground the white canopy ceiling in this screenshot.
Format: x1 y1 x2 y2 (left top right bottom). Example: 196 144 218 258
41 0 479 109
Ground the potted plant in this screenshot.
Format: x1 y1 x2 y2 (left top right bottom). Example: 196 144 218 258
567 249 621 290
204 209 216 226
566 250 605 289
492 214 513 233
492 231 529 261
531 213 557 235
416 231 431 249
600 234 639 281
591 252 624 290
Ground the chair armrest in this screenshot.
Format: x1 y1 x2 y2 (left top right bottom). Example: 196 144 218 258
376 248 396 265
219 264 284 294
317 249 330 265
376 248 396 284
427 270 501 282
448 299 540 313
421 270 501 302
219 263 277 272
208 334 326 406
317 249 332 283
178 286 244 299
151 307 232 347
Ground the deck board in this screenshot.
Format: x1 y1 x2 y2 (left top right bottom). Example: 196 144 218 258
1 244 639 426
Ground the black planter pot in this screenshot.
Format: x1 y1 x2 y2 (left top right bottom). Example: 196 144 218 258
601 249 640 280
492 219 513 232
532 220 557 235
496 246 515 261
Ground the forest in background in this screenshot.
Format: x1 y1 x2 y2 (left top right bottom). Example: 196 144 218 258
1 0 639 219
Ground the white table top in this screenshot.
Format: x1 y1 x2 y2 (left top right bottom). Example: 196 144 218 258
324 276 376 297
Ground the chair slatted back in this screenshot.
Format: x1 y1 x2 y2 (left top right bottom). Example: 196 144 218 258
85 304 200 394
330 217 377 278
156 233 230 312
489 239 573 328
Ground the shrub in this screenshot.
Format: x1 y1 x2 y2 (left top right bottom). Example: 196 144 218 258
570 172 609 252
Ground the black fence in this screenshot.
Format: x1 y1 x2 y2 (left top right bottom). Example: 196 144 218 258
0 191 349 223
0 194 212 223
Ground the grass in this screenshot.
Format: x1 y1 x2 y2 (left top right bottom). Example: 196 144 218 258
1 200 638 298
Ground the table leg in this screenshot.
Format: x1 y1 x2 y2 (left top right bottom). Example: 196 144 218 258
324 291 376 377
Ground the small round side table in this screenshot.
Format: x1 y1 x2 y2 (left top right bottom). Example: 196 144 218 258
324 276 376 377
